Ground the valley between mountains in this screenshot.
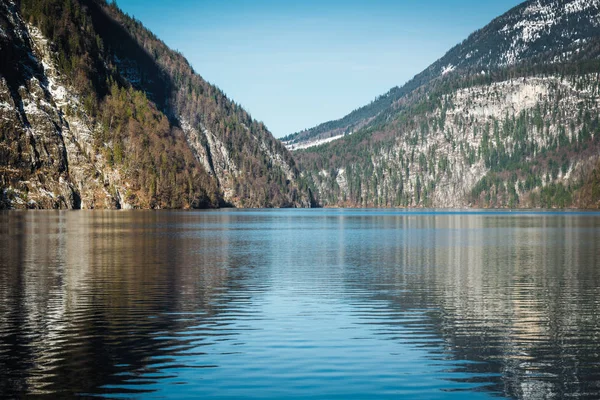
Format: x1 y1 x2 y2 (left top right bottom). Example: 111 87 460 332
2 0 600 209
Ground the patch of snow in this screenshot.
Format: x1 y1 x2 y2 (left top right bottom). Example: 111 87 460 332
564 0 600 14
47 75 68 105
442 64 456 76
514 17 554 43
523 2 554 17
28 25 73 107
0 101 13 111
285 132 351 151
22 99 42 116
491 0 600 67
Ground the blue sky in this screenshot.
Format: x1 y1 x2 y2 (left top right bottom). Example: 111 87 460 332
115 0 524 137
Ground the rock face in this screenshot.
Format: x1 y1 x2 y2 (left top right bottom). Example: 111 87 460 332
0 0 312 209
293 0 600 209
0 1 115 209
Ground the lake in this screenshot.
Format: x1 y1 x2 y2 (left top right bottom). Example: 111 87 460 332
1 210 600 399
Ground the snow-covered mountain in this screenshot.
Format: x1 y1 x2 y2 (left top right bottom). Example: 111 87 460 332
294 0 600 209
285 0 600 151
428 0 600 74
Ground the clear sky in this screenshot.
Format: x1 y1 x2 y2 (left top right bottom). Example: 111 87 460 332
115 0 524 138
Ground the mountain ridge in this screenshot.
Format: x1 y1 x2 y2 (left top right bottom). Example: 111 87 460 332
3 0 600 210
0 0 314 209
293 0 600 209
285 0 600 151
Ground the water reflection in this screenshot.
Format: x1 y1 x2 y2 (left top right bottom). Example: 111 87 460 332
0 210 599 399
335 213 600 399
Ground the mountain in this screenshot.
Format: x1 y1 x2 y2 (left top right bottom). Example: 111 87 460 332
285 0 600 150
0 0 314 209
293 0 600 209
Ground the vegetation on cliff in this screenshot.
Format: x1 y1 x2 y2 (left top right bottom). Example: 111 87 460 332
1 0 312 209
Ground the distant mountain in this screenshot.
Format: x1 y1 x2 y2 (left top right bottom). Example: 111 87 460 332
286 0 600 150
0 0 314 209
281 87 405 150
294 0 600 208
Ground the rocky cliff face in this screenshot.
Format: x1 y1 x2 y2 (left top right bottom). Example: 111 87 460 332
294 0 600 209
0 0 313 209
302 75 600 208
0 1 120 209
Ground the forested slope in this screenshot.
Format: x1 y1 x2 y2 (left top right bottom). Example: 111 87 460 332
294 0 600 209
0 0 313 209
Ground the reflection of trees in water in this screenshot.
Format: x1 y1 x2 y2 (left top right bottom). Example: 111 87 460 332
0 212 259 398
340 214 600 399
1 212 599 399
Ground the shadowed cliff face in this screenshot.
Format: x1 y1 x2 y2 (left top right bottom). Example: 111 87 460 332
1 0 314 209
83 0 313 208
81 0 173 113
0 1 75 209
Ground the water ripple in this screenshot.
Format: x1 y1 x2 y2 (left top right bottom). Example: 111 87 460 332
1 210 600 399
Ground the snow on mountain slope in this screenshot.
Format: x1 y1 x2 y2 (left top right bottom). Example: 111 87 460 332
0 1 123 209
286 0 600 150
294 0 600 208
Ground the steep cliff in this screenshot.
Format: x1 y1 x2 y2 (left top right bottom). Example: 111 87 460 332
0 0 313 209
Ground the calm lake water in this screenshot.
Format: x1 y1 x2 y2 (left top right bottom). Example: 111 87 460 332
1 210 600 399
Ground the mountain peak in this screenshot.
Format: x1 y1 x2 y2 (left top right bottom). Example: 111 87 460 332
293 0 600 209
443 0 600 72
286 0 600 150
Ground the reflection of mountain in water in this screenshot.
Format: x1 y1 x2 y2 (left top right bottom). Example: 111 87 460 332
0 211 599 398
0 212 258 397
337 214 600 398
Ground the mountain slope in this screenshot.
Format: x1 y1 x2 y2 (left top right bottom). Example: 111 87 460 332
286 0 600 150
281 87 404 149
294 0 600 209
0 0 313 209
